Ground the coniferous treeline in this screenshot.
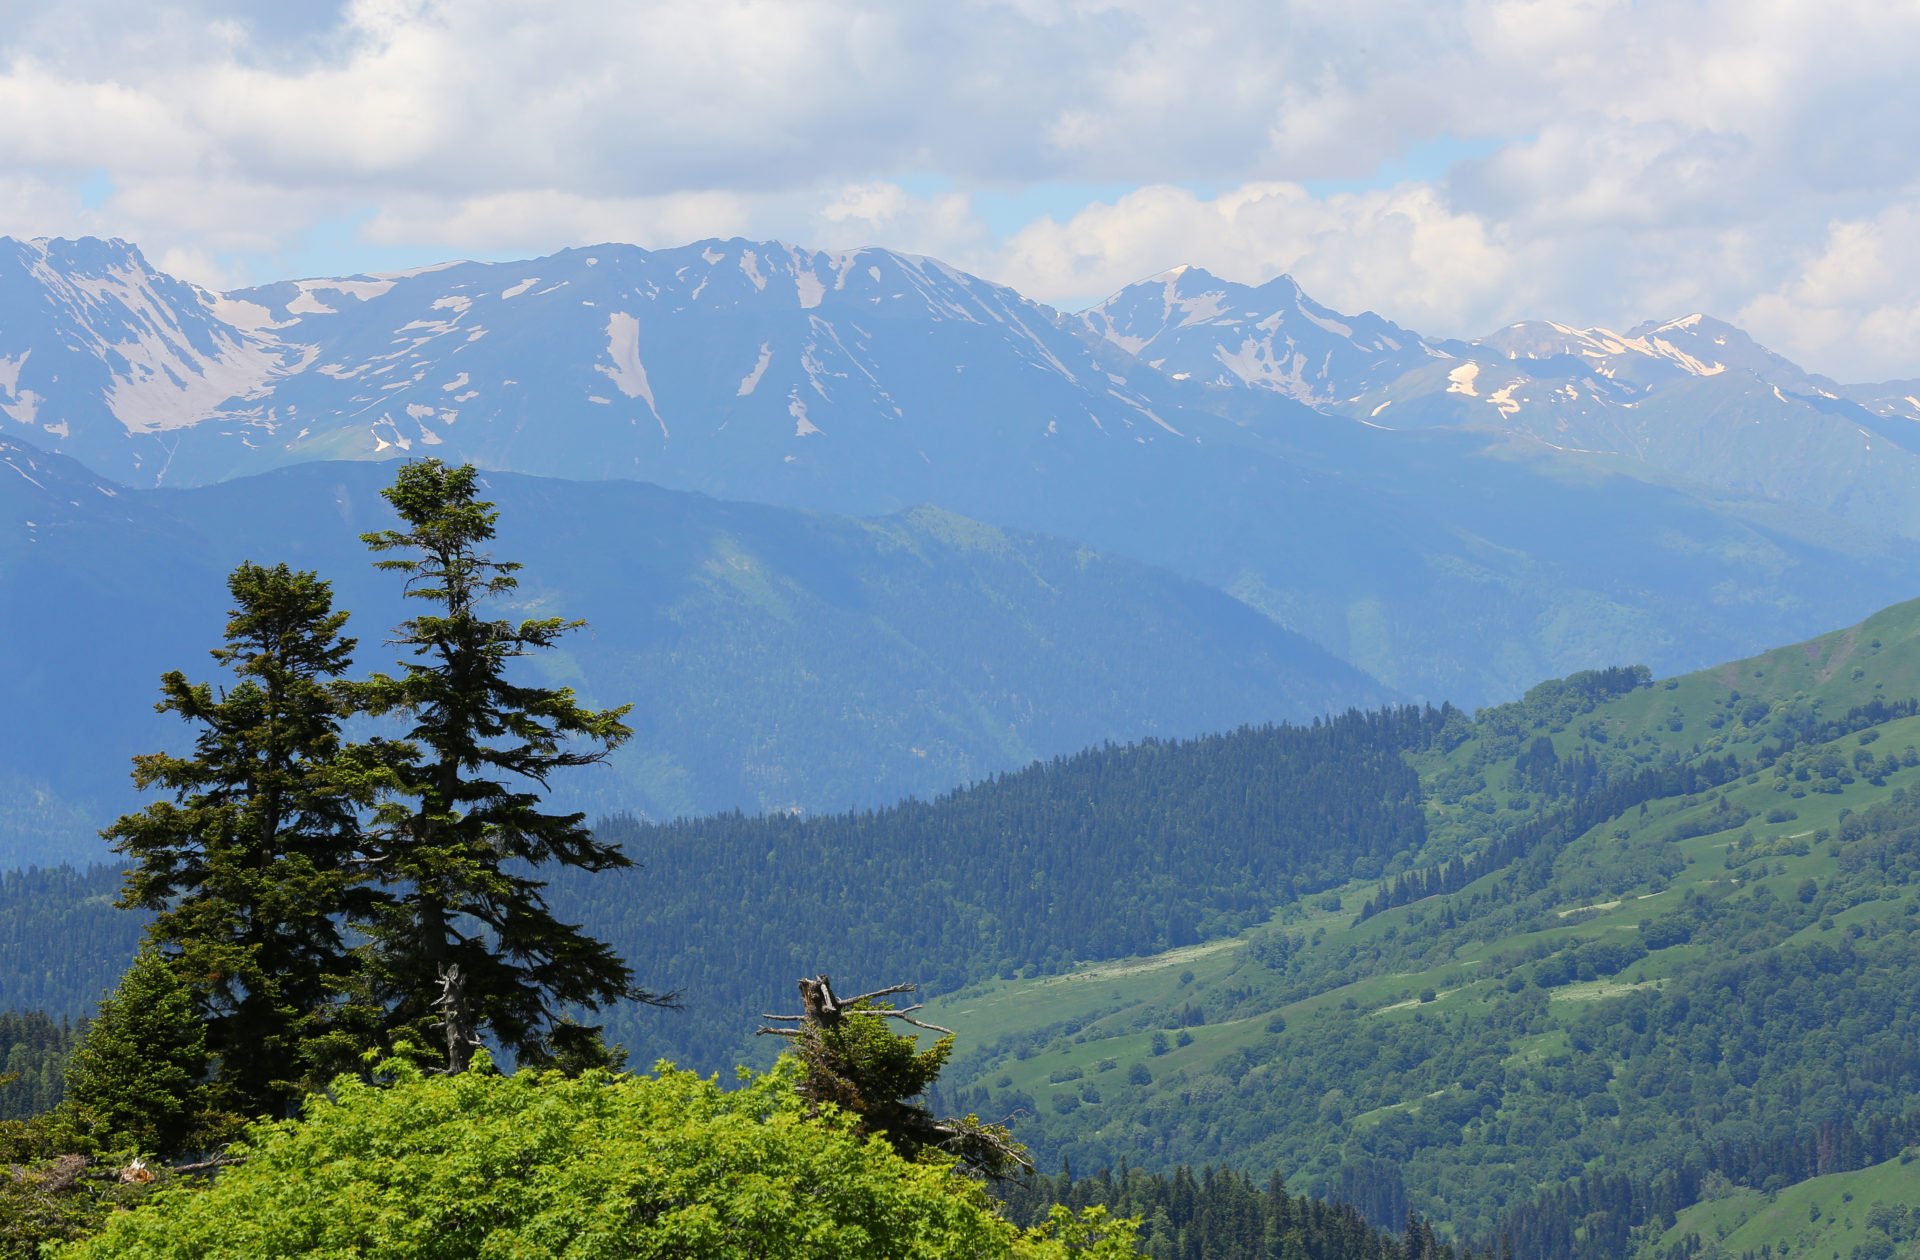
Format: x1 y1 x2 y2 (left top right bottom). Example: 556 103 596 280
1489 1107 1920 1259
0 866 142 1019
0 709 1448 1072
1001 1161 1500 1260
1457 666 1654 763
0 1011 81 1121
1754 696 1920 763
578 705 1451 1066
1363 692 1920 925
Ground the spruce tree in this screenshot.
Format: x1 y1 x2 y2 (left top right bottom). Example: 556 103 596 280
62 946 212 1156
353 459 662 1070
104 562 379 1118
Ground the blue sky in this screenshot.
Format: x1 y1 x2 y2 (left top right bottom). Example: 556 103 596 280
4 1 1920 379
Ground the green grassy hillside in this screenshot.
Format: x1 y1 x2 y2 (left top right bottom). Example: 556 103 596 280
913 601 1920 1252
1648 1153 1920 1260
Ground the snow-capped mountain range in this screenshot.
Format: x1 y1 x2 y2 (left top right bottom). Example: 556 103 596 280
0 235 1229 510
4 232 1919 714
1075 265 1457 406
1077 264 1920 537
8 234 1918 536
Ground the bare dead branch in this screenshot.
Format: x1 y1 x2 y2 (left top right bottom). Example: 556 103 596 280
841 982 918 1005
883 1013 955 1035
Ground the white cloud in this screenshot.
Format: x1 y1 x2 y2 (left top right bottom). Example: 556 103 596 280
0 0 1918 376
1739 198 1920 382
362 189 755 257
815 182 986 258
981 181 1522 331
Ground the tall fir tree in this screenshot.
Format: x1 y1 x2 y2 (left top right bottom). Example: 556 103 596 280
104 562 380 1119
353 459 662 1070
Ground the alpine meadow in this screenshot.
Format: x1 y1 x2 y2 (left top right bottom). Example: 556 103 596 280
5 5 1920 1258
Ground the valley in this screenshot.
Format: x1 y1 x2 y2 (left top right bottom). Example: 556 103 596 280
4 232 1920 1258
10 595 1920 1256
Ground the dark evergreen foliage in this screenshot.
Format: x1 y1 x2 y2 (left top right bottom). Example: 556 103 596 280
103 561 381 1117
1360 755 1744 921
60 946 213 1157
1003 1161 1492 1260
576 705 1448 1066
0 865 141 1020
352 459 662 1069
0 1011 80 1121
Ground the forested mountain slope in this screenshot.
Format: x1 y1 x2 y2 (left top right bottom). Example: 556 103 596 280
10 559 1920 1256
577 707 1444 1070
908 598 1920 1252
0 439 1382 863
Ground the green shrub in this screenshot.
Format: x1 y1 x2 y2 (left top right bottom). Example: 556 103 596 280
54 1055 1134 1259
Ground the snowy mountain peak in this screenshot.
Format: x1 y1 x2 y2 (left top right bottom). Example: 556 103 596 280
1076 266 1439 404
0 234 301 464
1471 311 1837 393
1622 312 1831 392
1475 318 1734 380
1 234 1210 492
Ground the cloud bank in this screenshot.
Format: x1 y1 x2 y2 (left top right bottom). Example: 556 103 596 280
3 0 1919 379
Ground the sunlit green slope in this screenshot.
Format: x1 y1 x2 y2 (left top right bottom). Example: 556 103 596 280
917 600 1920 1252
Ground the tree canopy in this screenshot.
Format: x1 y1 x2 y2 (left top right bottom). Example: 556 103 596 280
51 1057 1137 1260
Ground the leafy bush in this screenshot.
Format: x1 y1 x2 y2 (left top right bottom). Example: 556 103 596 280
53 1056 1134 1259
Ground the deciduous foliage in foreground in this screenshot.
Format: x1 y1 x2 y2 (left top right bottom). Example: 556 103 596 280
52 1056 1136 1260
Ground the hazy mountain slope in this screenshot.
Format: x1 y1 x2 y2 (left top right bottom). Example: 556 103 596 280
1082 394 1920 703
1073 265 1452 406
0 438 1384 865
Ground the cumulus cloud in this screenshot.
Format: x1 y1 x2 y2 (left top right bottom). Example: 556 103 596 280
983 181 1521 329
1738 198 1920 383
0 0 1918 376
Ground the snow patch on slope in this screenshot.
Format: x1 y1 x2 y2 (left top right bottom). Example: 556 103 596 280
738 343 773 396
794 266 825 310
740 251 768 291
286 289 336 316
0 351 27 399
595 312 663 420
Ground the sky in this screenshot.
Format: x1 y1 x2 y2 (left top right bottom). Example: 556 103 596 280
4 0 1920 380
